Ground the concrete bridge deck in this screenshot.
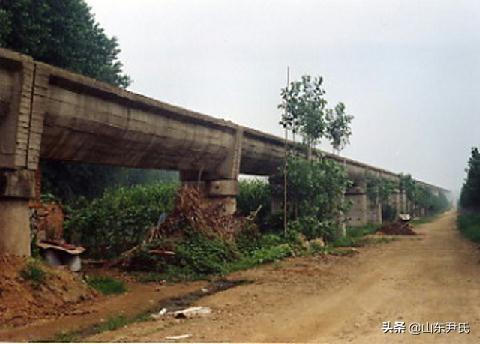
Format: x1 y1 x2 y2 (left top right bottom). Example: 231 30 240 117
0 48 448 256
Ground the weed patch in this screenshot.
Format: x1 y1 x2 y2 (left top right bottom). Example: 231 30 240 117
331 224 381 247
19 260 46 288
51 331 80 343
96 315 128 332
85 276 126 295
411 215 438 226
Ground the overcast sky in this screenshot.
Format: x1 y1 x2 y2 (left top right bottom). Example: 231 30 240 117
85 0 480 194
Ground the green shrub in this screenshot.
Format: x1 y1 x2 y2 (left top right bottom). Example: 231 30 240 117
331 235 357 247
258 233 283 248
65 183 178 258
309 240 326 254
86 276 126 295
287 216 335 240
235 221 262 254
237 180 270 213
457 212 480 243
271 157 350 230
96 315 128 332
251 243 292 263
173 230 239 276
53 330 80 342
228 243 293 271
20 261 46 288
237 180 271 228
331 223 381 247
346 224 378 238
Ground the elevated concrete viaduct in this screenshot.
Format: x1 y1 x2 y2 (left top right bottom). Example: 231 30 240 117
0 48 449 256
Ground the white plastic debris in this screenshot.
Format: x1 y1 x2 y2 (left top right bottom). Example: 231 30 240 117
151 308 167 320
174 306 212 319
165 334 192 340
201 288 209 293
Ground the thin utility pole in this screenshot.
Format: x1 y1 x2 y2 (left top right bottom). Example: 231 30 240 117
283 66 290 236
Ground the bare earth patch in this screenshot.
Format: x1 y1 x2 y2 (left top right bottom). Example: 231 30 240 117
0 255 95 328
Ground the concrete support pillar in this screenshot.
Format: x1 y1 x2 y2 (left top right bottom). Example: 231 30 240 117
420 208 426 217
345 183 368 227
205 179 238 215
0 169 36 256
179 126 243 216
267 176 283 214
180 172 238 215
367 197 382 225
406 199 413 215
400 190 407 213
0 50 44 256
0 199 31 256
388 189 402 219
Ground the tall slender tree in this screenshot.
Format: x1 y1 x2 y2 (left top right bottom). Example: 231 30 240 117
326 102 353 154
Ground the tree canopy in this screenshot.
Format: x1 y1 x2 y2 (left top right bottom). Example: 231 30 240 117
0 0 130 87
460 147 480 210
0 0 153 202
279 75 353 157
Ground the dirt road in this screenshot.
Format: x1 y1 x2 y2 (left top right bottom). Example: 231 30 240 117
89 211 480 343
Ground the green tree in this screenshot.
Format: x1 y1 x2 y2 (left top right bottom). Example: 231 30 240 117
0 0 130 87
271 157 350 238
399 174 416 202
279 75 328 159
0 0 141 201
460 147 480 210
277 74 353 237
279 75 353 158
326 103 354 153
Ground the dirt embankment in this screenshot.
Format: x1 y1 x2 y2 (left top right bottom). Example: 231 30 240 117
0 255 95 327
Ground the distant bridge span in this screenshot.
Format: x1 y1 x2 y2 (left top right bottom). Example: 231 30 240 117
0 48 448 256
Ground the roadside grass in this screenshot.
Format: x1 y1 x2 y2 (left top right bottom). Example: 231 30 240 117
19 260 47 289
134 224 392 284
52 331 80 343
331 224 381 248
359 236 397 245
85 276 126 295
96 315 129 332
134 267 203 283
457 212 480 243
49 315 132 343
134 242 295 282
411 215 438 226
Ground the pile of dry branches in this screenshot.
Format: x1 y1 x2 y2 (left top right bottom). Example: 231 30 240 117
109 186 255 267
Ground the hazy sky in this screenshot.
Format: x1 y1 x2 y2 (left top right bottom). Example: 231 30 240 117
85 0 480 193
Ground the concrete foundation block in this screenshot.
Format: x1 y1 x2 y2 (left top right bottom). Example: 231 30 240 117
207 179 238 197
0 199 31 256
